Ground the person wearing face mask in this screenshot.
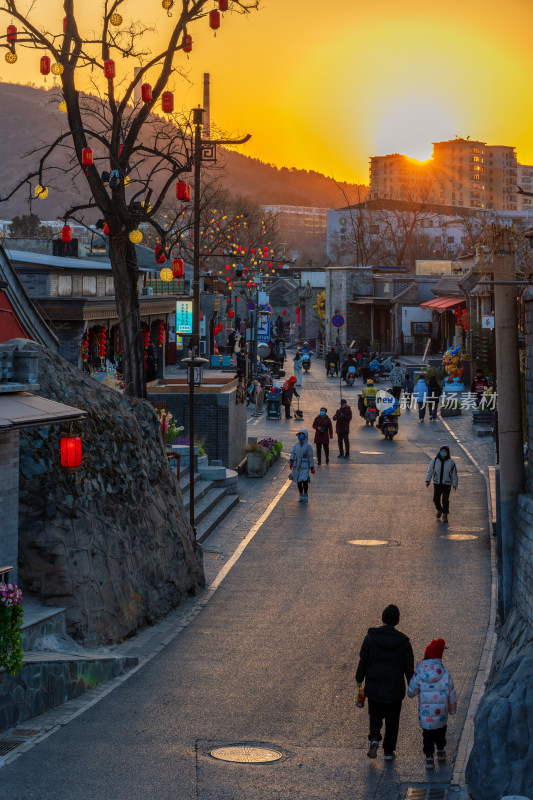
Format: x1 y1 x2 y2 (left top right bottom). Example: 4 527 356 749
425 445 458 523
289 429 315 503
312 407 333 465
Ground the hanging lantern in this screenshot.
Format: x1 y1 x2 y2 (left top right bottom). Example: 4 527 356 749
160 267 173 282
103 222 110 235
61 225 72 242
51 62 64 75
157 320 165 347
219 0 229 9
172 258 184 278
60 436 82 471
155 245 166 263
7 25 17 42
183 34 192 53
63 16 67 32
40 55 51 75
141 83 152 103
104 59 115 79
228 309 235 319
282 309 286 316
162 0 173 8
176 181 191 201
109 12 122 25
35 184 48 199
209 10 220 30
161 91 174 113
81 147 93 167
129 229 142 244
5 51 17 64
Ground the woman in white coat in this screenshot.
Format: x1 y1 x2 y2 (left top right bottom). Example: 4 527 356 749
289 430 315 503
413 375 429 421
293 351 303 387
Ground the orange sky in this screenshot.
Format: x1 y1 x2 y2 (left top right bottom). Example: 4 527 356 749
3 0 533 183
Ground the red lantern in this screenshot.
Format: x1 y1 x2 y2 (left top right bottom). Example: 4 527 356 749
61 225 72 243
141 83 152 103
176 181 191 201
219 0 229 9
40 55 51 75
161 91 174 113
155 245 166 263
157 320 165 347
103 222 110 235
60 436 82 471
172 258 184 278
104 59 115 79
228 309 235 319
7 25 17 42
183 34 192 53
282 309 286 316
209 9 220 30
63 16 67 32
81 147 93 167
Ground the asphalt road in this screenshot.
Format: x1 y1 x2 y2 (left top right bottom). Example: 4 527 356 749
3 366 492 800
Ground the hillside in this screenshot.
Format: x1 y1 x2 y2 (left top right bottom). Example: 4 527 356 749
0 83 366 219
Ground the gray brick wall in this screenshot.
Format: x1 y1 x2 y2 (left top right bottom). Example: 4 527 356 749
0 430 20 584
515 494 533 630
53 321 86 365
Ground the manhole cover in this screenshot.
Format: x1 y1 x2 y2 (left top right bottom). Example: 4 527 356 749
210 745 283 763
406 788 449 799
349 539 389 546
0 740 22 756
442 534 478 541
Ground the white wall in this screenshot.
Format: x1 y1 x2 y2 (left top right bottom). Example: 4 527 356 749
401 306 432 336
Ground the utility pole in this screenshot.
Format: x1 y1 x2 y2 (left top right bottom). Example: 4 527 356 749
493 227 524 618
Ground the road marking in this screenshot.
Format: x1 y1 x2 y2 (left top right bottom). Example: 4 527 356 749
359 451 383 455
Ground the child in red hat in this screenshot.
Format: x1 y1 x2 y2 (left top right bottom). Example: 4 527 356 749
407 638 457 770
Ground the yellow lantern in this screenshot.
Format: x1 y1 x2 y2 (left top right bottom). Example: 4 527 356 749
5 51 17 64
59 100 68 113
123 175 130 186
129 230 142 244
162 0 173 8
160 267 173 282
109 12 122 25
51 62 64 75
35 185 49 199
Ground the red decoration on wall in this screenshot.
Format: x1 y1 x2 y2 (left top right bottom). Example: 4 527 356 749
60 436 82 471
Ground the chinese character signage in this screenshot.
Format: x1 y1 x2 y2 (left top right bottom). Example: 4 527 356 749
176 300 193 334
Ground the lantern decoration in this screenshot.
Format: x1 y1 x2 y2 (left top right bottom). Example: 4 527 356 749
143 325 151 350
219 0 229 9
103 222 110 235
80 329 89 361
51 62 64 75
176 181 191 201
97 327 107 358
161 91 174 113
141 83 152 103
60 436 82 471
109 12 122 25
35 184 48 199
183 34 192 53
7 25 17 41
157 320 165 347
282 309 286 316
5 51 17 64
61 225 72 243
155 244 166 263
172 258 184 278
63 16 67 32
40 55 51 75
160 267 173 282
129 229 142 244
295 307 301 323
228 309 235 319
104 59 115 79
81 147 93 175
59 101 68 113
209 9 220 32
162 0 173 9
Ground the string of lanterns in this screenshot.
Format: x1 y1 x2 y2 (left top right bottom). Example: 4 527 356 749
80 329 89 362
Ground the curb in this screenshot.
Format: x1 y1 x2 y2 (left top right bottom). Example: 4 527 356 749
439 416 498 793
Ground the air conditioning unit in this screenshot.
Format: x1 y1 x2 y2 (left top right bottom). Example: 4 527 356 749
141 286 153 296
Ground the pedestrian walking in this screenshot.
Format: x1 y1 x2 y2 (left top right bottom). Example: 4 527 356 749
471 368 489 406
360 350 370 384
355 604 415 761
333 399 352 458
312 407 333 465
402 373 414 410
289 321 296 344
427 376 443 421
407 638 457 770
425 445 458 523
251 378 262 417
293 351 303 386
281 376 299 419
413 375 429 421
289 429 315 503
389 362 404 400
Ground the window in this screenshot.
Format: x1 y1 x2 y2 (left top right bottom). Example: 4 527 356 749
82 276 97 296
105 277 115 295
57 275 72 296
447 236 455 244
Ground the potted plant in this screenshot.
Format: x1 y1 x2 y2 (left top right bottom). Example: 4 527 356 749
440 398 462 418
245 441 268 477
0 582 24 675
472 388 495 424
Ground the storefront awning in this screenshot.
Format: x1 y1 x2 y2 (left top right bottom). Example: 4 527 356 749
420 296 464 313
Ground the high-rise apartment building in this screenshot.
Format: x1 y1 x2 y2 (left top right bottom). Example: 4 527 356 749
260 205 328 257
516 164 533 212
369 138 518 211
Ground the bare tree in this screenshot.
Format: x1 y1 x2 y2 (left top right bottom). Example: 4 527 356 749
0 0 259 397
332 184 387 266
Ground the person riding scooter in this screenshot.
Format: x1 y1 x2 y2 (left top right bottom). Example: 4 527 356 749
341 353 356 382
325 346 339 376
361 378 378 423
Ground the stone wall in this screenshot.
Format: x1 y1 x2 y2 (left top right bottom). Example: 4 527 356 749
0 430 19 583
16 341 204 645
51 320 86 366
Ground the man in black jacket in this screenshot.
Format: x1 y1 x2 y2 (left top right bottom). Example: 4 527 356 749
355 604 414 760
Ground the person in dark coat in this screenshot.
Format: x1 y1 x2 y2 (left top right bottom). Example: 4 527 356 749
355 604 415 761
332 399 352 458
312 407 333 465
325 346 340 375
427 376 443 421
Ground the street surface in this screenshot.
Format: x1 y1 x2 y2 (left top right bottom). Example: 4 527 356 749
3 365 492 800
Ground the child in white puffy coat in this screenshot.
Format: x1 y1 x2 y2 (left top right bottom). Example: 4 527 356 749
408 638 457 769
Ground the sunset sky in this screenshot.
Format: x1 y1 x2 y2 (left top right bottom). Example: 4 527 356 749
3 0 533 183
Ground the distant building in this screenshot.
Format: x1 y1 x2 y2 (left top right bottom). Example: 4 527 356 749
260 205 328 261
517 163 533 213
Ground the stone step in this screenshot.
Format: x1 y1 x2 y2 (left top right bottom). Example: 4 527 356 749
191 486 231 526
178 470 202 494
196 494 240 544
21 603 66 651
182 479 218 514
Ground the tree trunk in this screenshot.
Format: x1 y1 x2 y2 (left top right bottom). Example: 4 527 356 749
108 234 146 399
